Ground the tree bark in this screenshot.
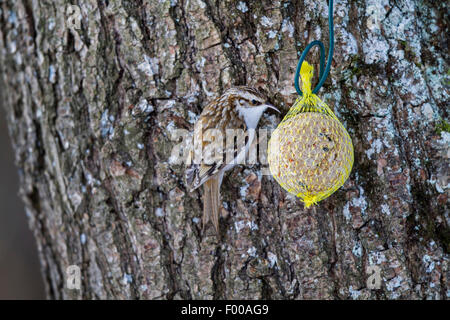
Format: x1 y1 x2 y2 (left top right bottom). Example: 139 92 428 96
0 0 448 299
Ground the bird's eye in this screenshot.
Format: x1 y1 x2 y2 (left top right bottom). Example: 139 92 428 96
251 99 258 105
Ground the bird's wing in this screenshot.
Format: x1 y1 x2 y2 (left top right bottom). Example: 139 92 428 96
185 130 249 191
186 161 224 191
185 127 227 191
184 95 247 191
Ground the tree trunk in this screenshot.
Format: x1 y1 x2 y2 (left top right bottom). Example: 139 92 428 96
0 0 448 300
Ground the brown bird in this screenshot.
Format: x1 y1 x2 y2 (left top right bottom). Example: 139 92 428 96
185 86 279 235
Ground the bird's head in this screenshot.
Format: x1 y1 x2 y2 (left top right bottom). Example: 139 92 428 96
226 86 280 129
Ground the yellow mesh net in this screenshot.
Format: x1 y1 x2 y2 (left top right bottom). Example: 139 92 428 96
268 61 354 208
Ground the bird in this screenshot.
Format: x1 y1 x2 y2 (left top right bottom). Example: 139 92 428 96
185 86 279 236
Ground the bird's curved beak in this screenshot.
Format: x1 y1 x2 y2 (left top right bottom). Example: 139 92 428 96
264 104 280 113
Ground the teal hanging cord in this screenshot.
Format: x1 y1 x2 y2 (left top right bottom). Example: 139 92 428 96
294 0 334 96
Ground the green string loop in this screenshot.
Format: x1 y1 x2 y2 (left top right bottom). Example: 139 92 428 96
294 0 334 96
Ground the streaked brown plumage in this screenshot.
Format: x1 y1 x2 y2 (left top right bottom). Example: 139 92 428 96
185 86 279 236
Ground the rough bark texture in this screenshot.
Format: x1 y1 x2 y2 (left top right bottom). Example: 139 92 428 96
0 0 448 299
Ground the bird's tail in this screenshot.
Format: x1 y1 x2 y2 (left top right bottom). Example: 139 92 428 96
203 177 220 235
